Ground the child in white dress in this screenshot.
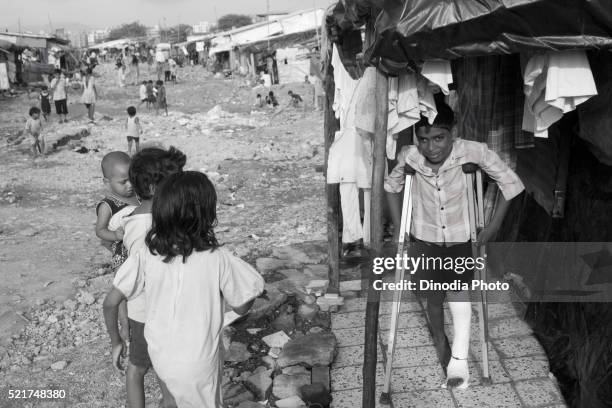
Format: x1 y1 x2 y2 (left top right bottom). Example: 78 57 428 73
104 147 186 408
111 171 264 407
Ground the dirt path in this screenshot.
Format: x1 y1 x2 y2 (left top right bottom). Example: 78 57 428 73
0 64 326 405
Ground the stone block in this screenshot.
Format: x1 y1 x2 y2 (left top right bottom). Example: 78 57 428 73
311 365 330 391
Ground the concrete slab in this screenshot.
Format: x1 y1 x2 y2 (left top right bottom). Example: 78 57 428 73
452 383 523 407
330 364 384 392
379 326 434 348
489 317 533 339
493 336 546 359
514 378 565 407
378 311 428 331
331 311 367 330
392 389 456 408
387 364 445 392
330 388 386 408
334 344 383 368
486 302 522 319
468 342 502 362
383 345 439 368
334 327 365 347
502 356 550 381
467 359 512 386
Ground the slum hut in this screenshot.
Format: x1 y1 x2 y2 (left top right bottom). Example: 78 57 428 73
322 1 612 406
206 9 324 79
237 30 320 84
0 32 70 86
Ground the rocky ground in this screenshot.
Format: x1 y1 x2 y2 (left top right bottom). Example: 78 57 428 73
0 63 344 407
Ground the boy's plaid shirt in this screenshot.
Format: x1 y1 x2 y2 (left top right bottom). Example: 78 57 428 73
385 138 525 245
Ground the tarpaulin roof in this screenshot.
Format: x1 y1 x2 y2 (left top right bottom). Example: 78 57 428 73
331 0 612 68
237 30 318 54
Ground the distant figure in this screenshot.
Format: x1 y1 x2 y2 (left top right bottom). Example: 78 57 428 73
81 68 97 123
168 58 177 84
253 93 265 108
155 49 165 80
24 107 45 157
49 69 68 123
265 91 278 107
288 90 303 107
115 56 125 87
131 52 140 85
146 80 156 109
137 80 147 109
39 86 51 121
155 80 168 116
125 106 142 155
163 59 171 82
304 75 311 84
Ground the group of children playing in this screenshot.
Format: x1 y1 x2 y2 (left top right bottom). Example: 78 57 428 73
254 90 303 109
137 80 168 116
96 148 264 407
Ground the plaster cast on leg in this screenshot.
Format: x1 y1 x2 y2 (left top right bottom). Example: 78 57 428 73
445 299 471 389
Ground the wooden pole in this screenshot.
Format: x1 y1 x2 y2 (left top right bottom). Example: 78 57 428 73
363 66 388 407
323 48 341 293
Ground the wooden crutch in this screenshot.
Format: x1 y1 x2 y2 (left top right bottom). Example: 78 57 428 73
380 165 416 405
462 163 491 382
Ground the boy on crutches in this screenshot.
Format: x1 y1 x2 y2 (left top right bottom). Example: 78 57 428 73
384 102 524 387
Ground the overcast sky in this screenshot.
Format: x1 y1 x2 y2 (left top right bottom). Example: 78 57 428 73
1 0 335 32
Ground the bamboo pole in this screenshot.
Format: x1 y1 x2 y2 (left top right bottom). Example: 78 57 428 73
324 51 341 294
363 62 388 408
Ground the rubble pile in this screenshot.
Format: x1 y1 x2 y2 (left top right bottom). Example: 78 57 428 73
0 242 350 408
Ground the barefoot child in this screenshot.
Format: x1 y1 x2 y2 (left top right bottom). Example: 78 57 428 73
107 171 264 407
39 87 51 121
95 151 140 340
385 103 524 388
24 107 45 156
146 80 155 109
125 106 142 155
137 81 147 108
155 80 167 116
104 147 186 408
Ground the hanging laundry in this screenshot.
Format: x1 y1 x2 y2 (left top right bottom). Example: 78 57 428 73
386 73 420 158
416 75 437 125
522 50 597 138
354 66 378 136
328 45 373 245
421 60 453 95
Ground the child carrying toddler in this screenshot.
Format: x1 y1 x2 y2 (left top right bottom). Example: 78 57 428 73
104 147 186 408
108 170 264 407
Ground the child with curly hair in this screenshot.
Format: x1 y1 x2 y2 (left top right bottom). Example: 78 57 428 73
107 171 264 407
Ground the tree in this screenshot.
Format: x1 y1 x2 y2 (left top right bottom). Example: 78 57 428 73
217 14 252 31
107 21 147 41
160 24 192 43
